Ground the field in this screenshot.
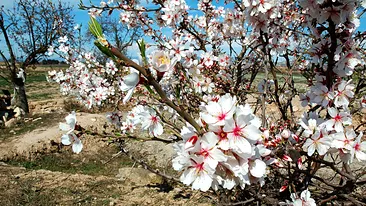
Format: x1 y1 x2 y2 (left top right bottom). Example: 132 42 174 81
0 66 211 205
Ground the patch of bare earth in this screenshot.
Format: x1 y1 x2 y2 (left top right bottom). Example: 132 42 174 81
0 109 211 205
0 163 210 206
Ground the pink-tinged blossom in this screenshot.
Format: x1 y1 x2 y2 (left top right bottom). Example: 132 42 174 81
312 84 334 107
323 107 352 132
59 112 83 154
193 132 227 170
223 115 261 158
151 50 177 72
180 156 214 192
318 6 342 24
350 132 366 163
209 125 230 150
201 94 237 126
299 118 318 138
302 129 332 156
331 129 356 151
288 190 316 206
181 125 200 151
334 51 361 77
141 108 164 137
334 80 354 107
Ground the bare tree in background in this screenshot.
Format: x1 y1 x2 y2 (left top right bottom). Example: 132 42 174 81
0 0 74 113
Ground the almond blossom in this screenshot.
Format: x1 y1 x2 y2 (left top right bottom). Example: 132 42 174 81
323 107 352 132
334 80 355 108
151 50 177 73
201 93 237 126
140 108 164 137
119 68 139 104
180 156 214 192
302 129 332 156
350 132 366 163
59 112 83 154
286 190 316 206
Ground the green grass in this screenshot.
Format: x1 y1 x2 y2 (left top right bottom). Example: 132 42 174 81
26 72 47 84
27 92 52 100
6 147 133 176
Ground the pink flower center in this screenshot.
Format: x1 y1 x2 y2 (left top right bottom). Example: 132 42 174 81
194 162 204 173
334 114 342 122
355 143 360 151
233 126 242 136
151 116 158 123
200 148 210 158
218 131 228 141
344 139 350 145
218 113 226 121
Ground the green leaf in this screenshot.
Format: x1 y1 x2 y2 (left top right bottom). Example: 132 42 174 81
175 85 181 100
94 41 115 60
88 17 103 38
137 39 147 65
144 84 155 95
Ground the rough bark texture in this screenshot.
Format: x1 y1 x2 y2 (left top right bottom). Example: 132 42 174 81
13 78 29 114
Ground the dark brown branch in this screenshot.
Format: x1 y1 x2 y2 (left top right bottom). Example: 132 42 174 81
108 45 204 135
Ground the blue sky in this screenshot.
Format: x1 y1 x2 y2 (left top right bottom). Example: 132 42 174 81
0 0 365 60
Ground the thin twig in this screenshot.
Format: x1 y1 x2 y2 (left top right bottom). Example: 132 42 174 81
118 143 180 182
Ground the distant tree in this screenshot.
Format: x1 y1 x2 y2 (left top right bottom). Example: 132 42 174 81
41 59 60 65
0 0 74 113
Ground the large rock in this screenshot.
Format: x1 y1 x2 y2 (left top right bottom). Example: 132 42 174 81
125 140 176 170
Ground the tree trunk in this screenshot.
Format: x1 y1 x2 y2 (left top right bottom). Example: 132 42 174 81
12 77 29 113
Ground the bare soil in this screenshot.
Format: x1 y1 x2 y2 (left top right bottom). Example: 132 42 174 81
0 68 212 206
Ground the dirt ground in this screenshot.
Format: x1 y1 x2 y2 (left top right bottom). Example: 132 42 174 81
0 110 213 205
0 68 212 205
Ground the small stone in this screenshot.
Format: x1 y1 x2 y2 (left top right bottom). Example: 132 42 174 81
5 119 17 127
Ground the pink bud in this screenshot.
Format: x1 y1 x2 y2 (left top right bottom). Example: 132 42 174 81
282 155 293 162
297 157 303 169
291 134 299 142
274 160 284 167
185 135 198 150
280 185 288 192
281 129 291 139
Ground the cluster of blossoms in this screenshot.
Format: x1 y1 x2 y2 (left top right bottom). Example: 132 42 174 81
50 0 366 204
48 51 117 108
296 0 366 165
172 94 273 191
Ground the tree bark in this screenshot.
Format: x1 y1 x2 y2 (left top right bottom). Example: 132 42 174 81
12 77 29 113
